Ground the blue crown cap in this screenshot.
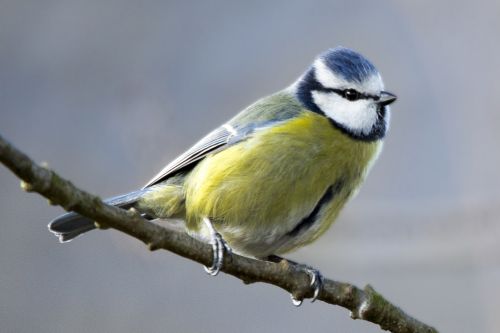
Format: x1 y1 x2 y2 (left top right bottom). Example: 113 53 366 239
321 47 378 83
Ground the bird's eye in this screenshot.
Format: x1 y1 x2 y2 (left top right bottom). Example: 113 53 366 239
343 89 361 101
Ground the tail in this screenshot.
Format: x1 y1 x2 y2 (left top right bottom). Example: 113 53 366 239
48 189 149 243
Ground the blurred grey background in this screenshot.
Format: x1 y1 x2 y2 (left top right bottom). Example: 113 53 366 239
1 1 499 332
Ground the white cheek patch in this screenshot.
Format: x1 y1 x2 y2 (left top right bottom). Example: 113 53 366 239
312 91 378 135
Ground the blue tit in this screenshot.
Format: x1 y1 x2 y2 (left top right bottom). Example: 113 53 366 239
49 47 396 300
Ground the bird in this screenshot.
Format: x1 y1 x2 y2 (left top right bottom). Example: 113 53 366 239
49 47 396 304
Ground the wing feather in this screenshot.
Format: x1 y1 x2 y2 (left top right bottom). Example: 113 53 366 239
143 126 232 187
143 91 304 188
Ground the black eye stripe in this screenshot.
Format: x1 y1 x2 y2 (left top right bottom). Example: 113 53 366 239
315 87 379 101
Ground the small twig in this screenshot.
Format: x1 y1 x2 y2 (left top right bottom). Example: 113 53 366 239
0 133 438 333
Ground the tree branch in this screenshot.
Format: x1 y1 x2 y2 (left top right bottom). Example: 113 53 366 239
0 133 438 333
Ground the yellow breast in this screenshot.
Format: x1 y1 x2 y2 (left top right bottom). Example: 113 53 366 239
184 111 382 257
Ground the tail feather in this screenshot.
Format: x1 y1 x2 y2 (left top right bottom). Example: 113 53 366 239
48 189 149 243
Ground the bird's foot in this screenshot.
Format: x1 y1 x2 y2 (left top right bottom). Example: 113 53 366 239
290 266 324 306
265 256 323 306
203 217 232 276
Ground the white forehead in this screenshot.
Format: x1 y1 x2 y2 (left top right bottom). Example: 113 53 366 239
313 58 384 94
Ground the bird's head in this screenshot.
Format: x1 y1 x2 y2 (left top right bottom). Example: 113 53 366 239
295 47 396 141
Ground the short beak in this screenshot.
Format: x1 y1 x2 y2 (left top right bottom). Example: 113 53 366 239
379 91 397 106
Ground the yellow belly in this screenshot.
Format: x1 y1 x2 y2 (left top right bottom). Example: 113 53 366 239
183 111 381 257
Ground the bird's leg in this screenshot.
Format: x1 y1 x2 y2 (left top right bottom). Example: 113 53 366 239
203 217 232 276
265 255 324 306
